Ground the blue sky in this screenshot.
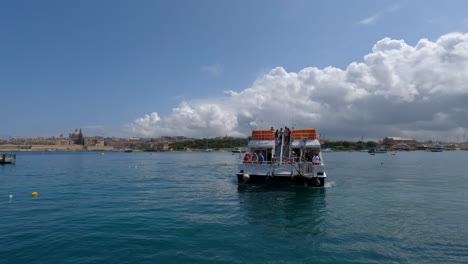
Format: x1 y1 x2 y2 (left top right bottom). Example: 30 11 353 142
2 0 468 140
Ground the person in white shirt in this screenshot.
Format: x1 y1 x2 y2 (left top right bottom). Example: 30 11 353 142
283 126 289 144
312 154 321 165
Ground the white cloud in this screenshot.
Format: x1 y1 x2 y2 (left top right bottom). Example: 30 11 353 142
358 15 379 25
125 32 468 141
201 64 223 76
358 4 400 25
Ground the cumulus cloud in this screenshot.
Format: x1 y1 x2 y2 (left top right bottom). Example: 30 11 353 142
125 32 468 141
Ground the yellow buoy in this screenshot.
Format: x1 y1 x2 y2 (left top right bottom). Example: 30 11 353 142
31 192 38 196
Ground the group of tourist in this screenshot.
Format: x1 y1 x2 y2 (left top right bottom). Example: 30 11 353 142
303 152 321 165
243 152 265 164
243 152 321 165
271 126 292 145
242 126 321 165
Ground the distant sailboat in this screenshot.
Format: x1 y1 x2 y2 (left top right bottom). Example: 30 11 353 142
203 139 213 152
359 136 368 152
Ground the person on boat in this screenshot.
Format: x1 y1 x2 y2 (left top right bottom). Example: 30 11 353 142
252 153 259 163
243 153 251 163
312 154 321 165
292 151 298 162
270 126 274 131
275 129 279 144
283 127 289 144
258 153 265 164
286 126 292 144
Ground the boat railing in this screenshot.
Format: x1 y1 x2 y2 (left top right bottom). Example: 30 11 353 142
290 159 314 177
241 157 293 165
300 161 314 175
242 161 275 164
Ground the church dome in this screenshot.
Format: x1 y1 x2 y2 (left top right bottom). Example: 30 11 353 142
71 129 80 136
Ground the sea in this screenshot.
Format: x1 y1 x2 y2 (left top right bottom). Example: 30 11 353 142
1 151 468 264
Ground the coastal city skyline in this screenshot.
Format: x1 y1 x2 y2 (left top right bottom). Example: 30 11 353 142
2 1 468 141
1 127 466 147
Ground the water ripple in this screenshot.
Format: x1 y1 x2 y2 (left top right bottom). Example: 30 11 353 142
1 151 468 263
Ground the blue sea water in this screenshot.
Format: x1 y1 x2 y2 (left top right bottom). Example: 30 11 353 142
1 151 468 263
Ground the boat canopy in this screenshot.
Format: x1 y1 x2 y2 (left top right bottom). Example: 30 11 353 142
251 130 275 140
248 140 275 149
292 129 318 140
291 139 321 149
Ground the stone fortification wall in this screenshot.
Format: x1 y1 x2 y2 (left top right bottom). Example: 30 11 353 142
30 145 84 151
0 145 31 151
0 145 85 151
85 146 114 151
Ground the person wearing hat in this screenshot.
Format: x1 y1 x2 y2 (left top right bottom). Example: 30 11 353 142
243 153 251 163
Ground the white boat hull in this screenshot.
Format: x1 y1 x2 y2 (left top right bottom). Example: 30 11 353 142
236 163 326 187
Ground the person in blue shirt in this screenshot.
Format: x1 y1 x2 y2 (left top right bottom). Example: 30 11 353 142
259 153 265 164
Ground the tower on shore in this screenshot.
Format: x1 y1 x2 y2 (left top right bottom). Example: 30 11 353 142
69 129 84 145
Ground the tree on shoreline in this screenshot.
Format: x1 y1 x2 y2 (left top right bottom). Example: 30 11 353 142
321 140 378 151
168 138 379 151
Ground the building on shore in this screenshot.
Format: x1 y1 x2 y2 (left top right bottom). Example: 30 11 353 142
69 129 84 145
383 137 417 147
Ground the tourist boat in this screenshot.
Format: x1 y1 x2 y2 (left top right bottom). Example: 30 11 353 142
368 148 387 153
235 128 326 187
430 143 444 152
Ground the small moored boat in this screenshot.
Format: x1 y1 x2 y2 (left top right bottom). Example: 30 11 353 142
0 154 16 164
231 147 246 153
368 148 387 154
430 143 444 152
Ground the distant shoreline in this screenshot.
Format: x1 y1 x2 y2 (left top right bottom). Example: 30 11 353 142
0 144 233 152
1 146 466 152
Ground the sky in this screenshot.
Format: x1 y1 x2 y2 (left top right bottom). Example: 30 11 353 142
1 0 468 142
